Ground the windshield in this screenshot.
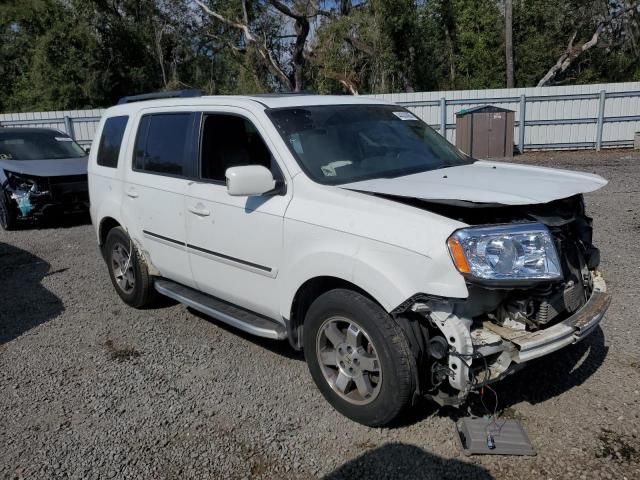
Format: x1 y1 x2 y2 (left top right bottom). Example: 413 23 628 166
0 130 86 161
267 104 473 185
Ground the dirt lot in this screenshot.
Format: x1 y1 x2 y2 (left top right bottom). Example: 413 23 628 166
1 149 639 479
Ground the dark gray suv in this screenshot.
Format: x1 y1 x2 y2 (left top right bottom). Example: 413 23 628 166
0 127 89 229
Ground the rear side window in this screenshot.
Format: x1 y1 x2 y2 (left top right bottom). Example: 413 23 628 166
97 116 128 168
133 113 193 176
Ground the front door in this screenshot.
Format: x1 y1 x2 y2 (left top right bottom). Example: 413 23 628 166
185 110 291 320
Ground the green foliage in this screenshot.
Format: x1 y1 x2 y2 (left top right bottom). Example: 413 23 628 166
450 0 506 89
0 0 639 112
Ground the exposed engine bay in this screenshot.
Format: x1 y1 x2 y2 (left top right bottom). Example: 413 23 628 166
387 194 610 406
431 195 599 330
1 171 89 219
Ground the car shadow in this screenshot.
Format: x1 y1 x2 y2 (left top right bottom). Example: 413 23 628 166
0 242 64 344
186 307 305 362
185 305 607 414
480 326 608 409
323 442 494 480
408 327 608 424
36 212 92 230
10 212 92 231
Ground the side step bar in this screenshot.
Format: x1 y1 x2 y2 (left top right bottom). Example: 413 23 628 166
154 279 287 340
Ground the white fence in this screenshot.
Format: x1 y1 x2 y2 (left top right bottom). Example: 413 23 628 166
0 108 105 147
369 82 640 151
1 81 639 151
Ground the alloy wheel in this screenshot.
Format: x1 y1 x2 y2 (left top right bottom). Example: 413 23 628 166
111 242 135 294
316 316 382 405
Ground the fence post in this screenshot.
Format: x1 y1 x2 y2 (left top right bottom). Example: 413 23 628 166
518 94 526 154
596 90 606 151
63 115 76 140
440 97 447 139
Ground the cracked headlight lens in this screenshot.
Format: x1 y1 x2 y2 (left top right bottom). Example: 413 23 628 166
447 223 562 282
5 170 36 190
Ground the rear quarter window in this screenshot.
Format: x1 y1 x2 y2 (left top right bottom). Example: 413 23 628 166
97 116 129 168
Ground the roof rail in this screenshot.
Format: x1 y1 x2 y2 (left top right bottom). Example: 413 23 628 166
117 89 202 105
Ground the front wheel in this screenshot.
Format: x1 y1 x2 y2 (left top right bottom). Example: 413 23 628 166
303 289 415 427
104 227 156 308
0 193 17 230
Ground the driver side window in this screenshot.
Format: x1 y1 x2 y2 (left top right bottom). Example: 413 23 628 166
200 114 277 182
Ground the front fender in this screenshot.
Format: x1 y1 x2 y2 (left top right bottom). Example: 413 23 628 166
279 220 469 320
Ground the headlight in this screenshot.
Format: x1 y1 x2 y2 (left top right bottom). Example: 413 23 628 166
5 171 39 192
447 223 562 283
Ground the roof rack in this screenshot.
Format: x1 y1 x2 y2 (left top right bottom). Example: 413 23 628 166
251 91 317 98
117 89 202 105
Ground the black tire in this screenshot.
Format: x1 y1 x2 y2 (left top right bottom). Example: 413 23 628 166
303 289 415 427
0 193 17 230
104 227 156 308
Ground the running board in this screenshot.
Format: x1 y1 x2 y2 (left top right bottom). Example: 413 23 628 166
154 279 287 340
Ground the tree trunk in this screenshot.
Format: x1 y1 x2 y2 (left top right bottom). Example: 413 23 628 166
291 16 310 92
441 0 457 88
195 0 294 91
505 0 514 88
537 1 640 86
340 0 351 15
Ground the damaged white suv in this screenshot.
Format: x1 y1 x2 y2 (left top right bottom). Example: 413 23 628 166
89 91 610 426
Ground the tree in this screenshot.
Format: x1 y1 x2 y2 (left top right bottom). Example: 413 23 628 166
1 0 102 111
1 0 640 113
538 1 640 86
505 0 514 87
195 0 320 92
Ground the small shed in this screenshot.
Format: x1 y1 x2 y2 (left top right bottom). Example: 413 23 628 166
456 105 515 160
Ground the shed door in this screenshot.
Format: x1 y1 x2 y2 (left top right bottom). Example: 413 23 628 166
471 113 490 159
487 112 507 158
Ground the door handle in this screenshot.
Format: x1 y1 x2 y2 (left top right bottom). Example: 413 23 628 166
188 204 211 217
126 188 139 198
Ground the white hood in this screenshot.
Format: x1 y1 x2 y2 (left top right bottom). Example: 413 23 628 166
340 160 607 205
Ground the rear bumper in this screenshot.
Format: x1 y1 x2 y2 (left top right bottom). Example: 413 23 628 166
485 273 610 363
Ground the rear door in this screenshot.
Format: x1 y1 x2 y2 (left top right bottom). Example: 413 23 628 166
121 109 198 287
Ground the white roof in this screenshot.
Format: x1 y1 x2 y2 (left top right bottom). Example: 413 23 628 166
237 94 389 108
103 94 391 116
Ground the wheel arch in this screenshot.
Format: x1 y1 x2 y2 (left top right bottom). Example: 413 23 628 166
99 216 121 247
285 275 384 351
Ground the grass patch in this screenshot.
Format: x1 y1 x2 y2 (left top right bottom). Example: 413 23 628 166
500 406 525 420
595 428 638 463
104 339 141 362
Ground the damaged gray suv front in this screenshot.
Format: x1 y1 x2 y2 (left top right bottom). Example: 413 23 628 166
0 128 89 230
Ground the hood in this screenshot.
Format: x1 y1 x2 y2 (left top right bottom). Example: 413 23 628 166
339 160 607 206
0 157 87 178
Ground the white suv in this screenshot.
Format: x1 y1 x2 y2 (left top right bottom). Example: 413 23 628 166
89 91 610 426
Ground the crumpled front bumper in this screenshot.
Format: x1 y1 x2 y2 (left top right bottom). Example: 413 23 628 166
4 177 89 219
484 272 610 363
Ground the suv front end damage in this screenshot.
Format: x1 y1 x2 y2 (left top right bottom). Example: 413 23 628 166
393 195 611 406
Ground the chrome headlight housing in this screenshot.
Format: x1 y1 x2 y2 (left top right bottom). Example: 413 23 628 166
5 170 36 190
447 223 562 283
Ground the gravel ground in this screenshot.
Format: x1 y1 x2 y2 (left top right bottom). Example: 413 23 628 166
1 149 639 480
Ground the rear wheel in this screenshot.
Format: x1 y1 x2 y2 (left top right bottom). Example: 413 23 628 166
105 227 155 308
303 289 415 427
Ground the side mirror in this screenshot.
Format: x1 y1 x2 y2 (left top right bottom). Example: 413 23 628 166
225 165 276 196
84 146 91 154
